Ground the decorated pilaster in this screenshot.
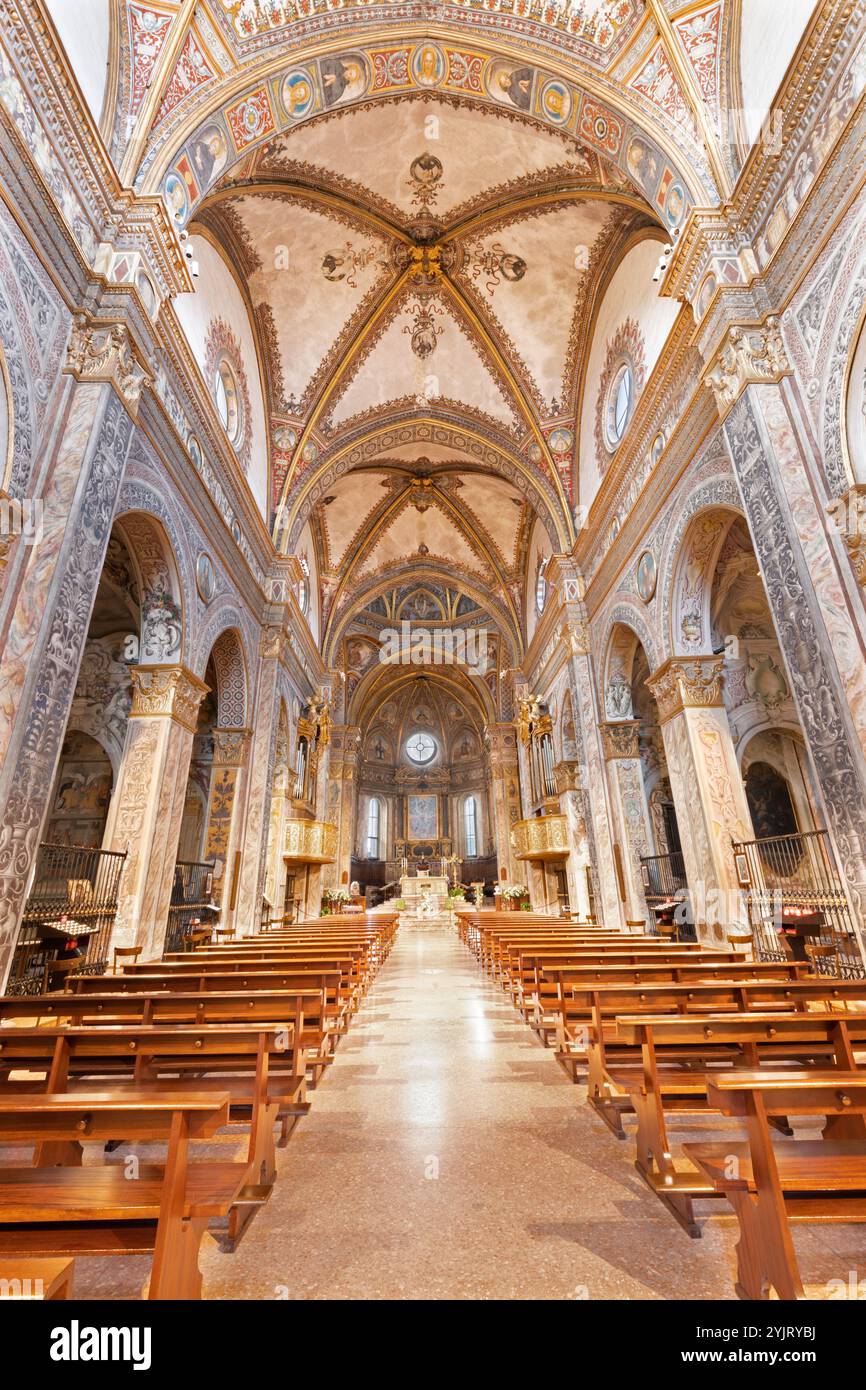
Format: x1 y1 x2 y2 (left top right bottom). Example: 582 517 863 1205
548 557 626 929
646 656 752 942
553 759 593 919
599 720 653 925
232 622 287 934
106 664 208 959
322 724 361 892
203 725 252 927
485 722 521 884
0 319 148 989
698 308 866 962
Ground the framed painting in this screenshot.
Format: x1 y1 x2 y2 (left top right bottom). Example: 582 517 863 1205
408 794 438 839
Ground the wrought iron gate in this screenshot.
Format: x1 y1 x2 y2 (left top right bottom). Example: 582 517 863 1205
164 860 217 955
732 829 865 978
7 843 127 994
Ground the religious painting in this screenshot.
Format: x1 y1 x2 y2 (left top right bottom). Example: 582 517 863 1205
411 43 445 88
538 79 571 125
187 123 228 193
408 794 438 839
281 68 316 120
319 54 368 108
196 552 216 605
636 550 657 603
486 60 533 111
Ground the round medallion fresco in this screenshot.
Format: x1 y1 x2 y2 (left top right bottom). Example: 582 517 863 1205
636 550 657 603
196 552 216 605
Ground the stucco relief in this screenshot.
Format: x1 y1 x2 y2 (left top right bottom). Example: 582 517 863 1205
724 390 866 921
0 392 134 983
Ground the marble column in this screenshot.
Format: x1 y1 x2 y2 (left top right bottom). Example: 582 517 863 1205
560 627 627 930
553 760 592 919
203 726 252 926
485 722 521 883
322 724 360 893
720 384 866 957
0 324 147 988
106 663 209 959
232 625 286 935
599 720 653 926
646 656 753 943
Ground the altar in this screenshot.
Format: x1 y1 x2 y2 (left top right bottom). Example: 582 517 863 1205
400 873 449 903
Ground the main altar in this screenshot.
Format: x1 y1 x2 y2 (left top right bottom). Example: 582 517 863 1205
399 871 450 924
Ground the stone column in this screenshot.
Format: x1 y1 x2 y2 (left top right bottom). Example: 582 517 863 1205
719 383 866 956
599 720 653 926
553 760 592 919
106 664 208 959
646 656 753 943
485 722 521 883
203 726 252 927
232 624 286 935
555 605 627 930
0 320 148 989
322 724 360 893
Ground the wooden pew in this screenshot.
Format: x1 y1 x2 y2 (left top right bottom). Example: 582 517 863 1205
505 947 744 1024
0 1093 246 1298
62 972 344 1079
0 1256 74 1299
614 1011 866 1235
542 960 810 1055
685 1071 866 1298
0 1023 302 1248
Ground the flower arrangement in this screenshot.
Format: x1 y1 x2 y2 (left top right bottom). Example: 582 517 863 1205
502 884 529 900
321 887 350 915
392 899 406 911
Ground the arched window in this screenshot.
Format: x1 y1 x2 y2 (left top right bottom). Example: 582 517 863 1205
605 362 633 449
366 797 381 859
298 555 310 616
535 556 549 615
464 796 478 858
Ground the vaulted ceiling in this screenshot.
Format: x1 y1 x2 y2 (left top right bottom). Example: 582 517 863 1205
72 1 758 678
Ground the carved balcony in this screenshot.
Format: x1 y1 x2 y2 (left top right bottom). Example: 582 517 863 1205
510 814 570 861
283 819 337 864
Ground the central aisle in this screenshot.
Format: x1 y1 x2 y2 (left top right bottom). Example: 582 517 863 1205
202 921 743 1299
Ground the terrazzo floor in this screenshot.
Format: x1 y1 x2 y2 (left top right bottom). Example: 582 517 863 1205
73 922 864 1299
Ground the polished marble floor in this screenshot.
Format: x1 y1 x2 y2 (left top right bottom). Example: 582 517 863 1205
78 922 860 1299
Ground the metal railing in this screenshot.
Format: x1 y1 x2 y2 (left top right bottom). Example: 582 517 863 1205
164 860 218 955
6 843 127 994
732 828 865 978
639 850 694 940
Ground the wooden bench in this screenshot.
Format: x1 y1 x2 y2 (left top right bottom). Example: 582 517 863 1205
613 1011 866 1235
0 1256 74 1299
685 1072 866 1299
0 1023 302 1248
540 960 810 1054
0 1094 246 1298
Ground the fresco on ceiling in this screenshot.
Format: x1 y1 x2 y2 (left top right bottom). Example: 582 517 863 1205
158 40 698 229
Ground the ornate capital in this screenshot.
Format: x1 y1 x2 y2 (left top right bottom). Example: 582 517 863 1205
553 759 584 792
259 625 287 661
599 720 640 760
129 664 209 732
827 486 866 585
646 656 725 723
702 316 791 417
213 727 252 767
559 618 591 656
65 315 152 417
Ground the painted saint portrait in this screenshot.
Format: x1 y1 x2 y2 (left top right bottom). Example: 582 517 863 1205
188 123 228 192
